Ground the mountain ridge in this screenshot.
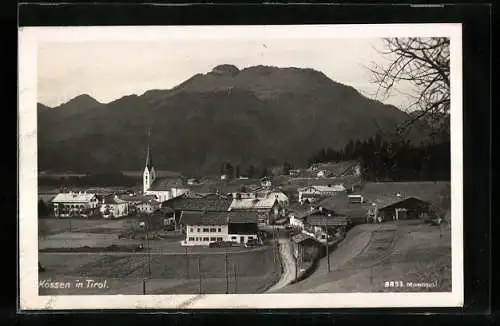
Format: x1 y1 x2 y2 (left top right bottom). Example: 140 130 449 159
37 64 434 174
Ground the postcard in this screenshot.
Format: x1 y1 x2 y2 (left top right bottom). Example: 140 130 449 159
18 23 463 310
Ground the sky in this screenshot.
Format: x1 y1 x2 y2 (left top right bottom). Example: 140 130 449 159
37 38 414 109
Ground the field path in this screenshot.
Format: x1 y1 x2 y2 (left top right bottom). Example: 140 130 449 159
266 238 296 292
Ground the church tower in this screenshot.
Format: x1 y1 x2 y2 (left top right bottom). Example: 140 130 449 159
143 129 156 193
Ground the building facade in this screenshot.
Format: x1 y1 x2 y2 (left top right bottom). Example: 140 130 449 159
99 196 129 219
51 191 99 217
181 211 259 246
298 185 346 204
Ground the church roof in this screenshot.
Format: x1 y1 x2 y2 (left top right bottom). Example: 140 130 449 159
148 177 186 191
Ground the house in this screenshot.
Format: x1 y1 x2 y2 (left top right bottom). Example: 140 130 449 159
260 177 272 188
99 195 129 219
180 211 259 246
51 191 99 217
314 193 373 225
228 197 284 224
136 199 160 214
289 169 301 177
142 133 190 202
150 206 176 227
316 170 330 178
360 182 445 222
370 196 430 222
162 195 233 230
119 194 157 214
291 233 320 266
255 189 289 207
187 178 200 185
298 184 346 204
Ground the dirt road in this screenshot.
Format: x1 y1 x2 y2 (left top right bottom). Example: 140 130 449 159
266 238 296 292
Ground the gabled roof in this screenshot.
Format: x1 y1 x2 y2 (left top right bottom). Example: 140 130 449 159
52 192 96 203
291 233 315 244
298 185 346 193
180 211 258 225
305 215 350 226
229 197 278 211
119 195 157 202
315 194 372 218
163 196 232 212
103 196 128 205
148 177 186 191
361 181 449 204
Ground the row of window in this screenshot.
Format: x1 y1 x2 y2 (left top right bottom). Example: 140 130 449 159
189 227 222 233
57 204 86 209
188 237 224 242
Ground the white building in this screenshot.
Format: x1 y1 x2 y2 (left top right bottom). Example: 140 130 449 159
99 195 129 219
298 184 346 204
142 133 190 202
51 191 99 217
180 211 259 246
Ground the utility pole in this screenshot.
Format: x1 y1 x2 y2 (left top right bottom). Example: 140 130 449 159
142 279 146 295
198 257 202 294
185 246 189 279
325 216 330 273
234 264 238 294
225 251 229 294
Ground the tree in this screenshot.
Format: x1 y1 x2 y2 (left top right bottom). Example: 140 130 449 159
38 199 49 218
369 37 450 135
246 164 255 178
282 161 292 175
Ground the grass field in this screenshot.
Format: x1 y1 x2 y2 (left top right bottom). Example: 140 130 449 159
39 245 280 295
277 220 451 293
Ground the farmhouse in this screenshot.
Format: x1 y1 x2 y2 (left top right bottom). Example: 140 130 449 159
228 197 284 224
119 194 157 214
142 134 190 202
162 195 233 230
99 195 129 219
51 191 99 217
180 211 259 246
360 182 446 222
291 233 319 267
298 184 346 204
136 199 160 214
314 193 373 224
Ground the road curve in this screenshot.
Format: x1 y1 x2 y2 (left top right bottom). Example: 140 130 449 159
266 238 296 293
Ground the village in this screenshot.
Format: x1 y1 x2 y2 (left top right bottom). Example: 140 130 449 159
37 138 451 295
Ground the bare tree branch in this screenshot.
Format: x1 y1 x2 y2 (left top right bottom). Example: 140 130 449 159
369 37 450 136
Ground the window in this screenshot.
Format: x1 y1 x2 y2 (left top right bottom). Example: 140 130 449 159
197 228 200 232
210 228 216 232
203 237 209 241
217 237 223 241
195 237 199 241
248 236 253 240
210 237 216 241
189 228 193 232
218 228 222 232
203 228 209 232
188 237 194 241
231 236 237 240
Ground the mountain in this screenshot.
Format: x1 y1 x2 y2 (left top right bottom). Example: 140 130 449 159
37 65 433 174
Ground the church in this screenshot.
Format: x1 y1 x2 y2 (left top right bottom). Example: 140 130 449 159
142 134 190 202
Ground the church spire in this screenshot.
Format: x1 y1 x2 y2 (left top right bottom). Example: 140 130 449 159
145 128 153 170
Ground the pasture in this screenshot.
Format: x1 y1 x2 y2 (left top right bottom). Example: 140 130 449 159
39 245 280 295
278 219 451 293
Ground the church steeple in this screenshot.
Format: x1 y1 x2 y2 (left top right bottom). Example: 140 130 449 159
143 128 156 193
145 128 153 171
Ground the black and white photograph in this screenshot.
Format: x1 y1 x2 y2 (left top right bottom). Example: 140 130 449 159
18 24 463 309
